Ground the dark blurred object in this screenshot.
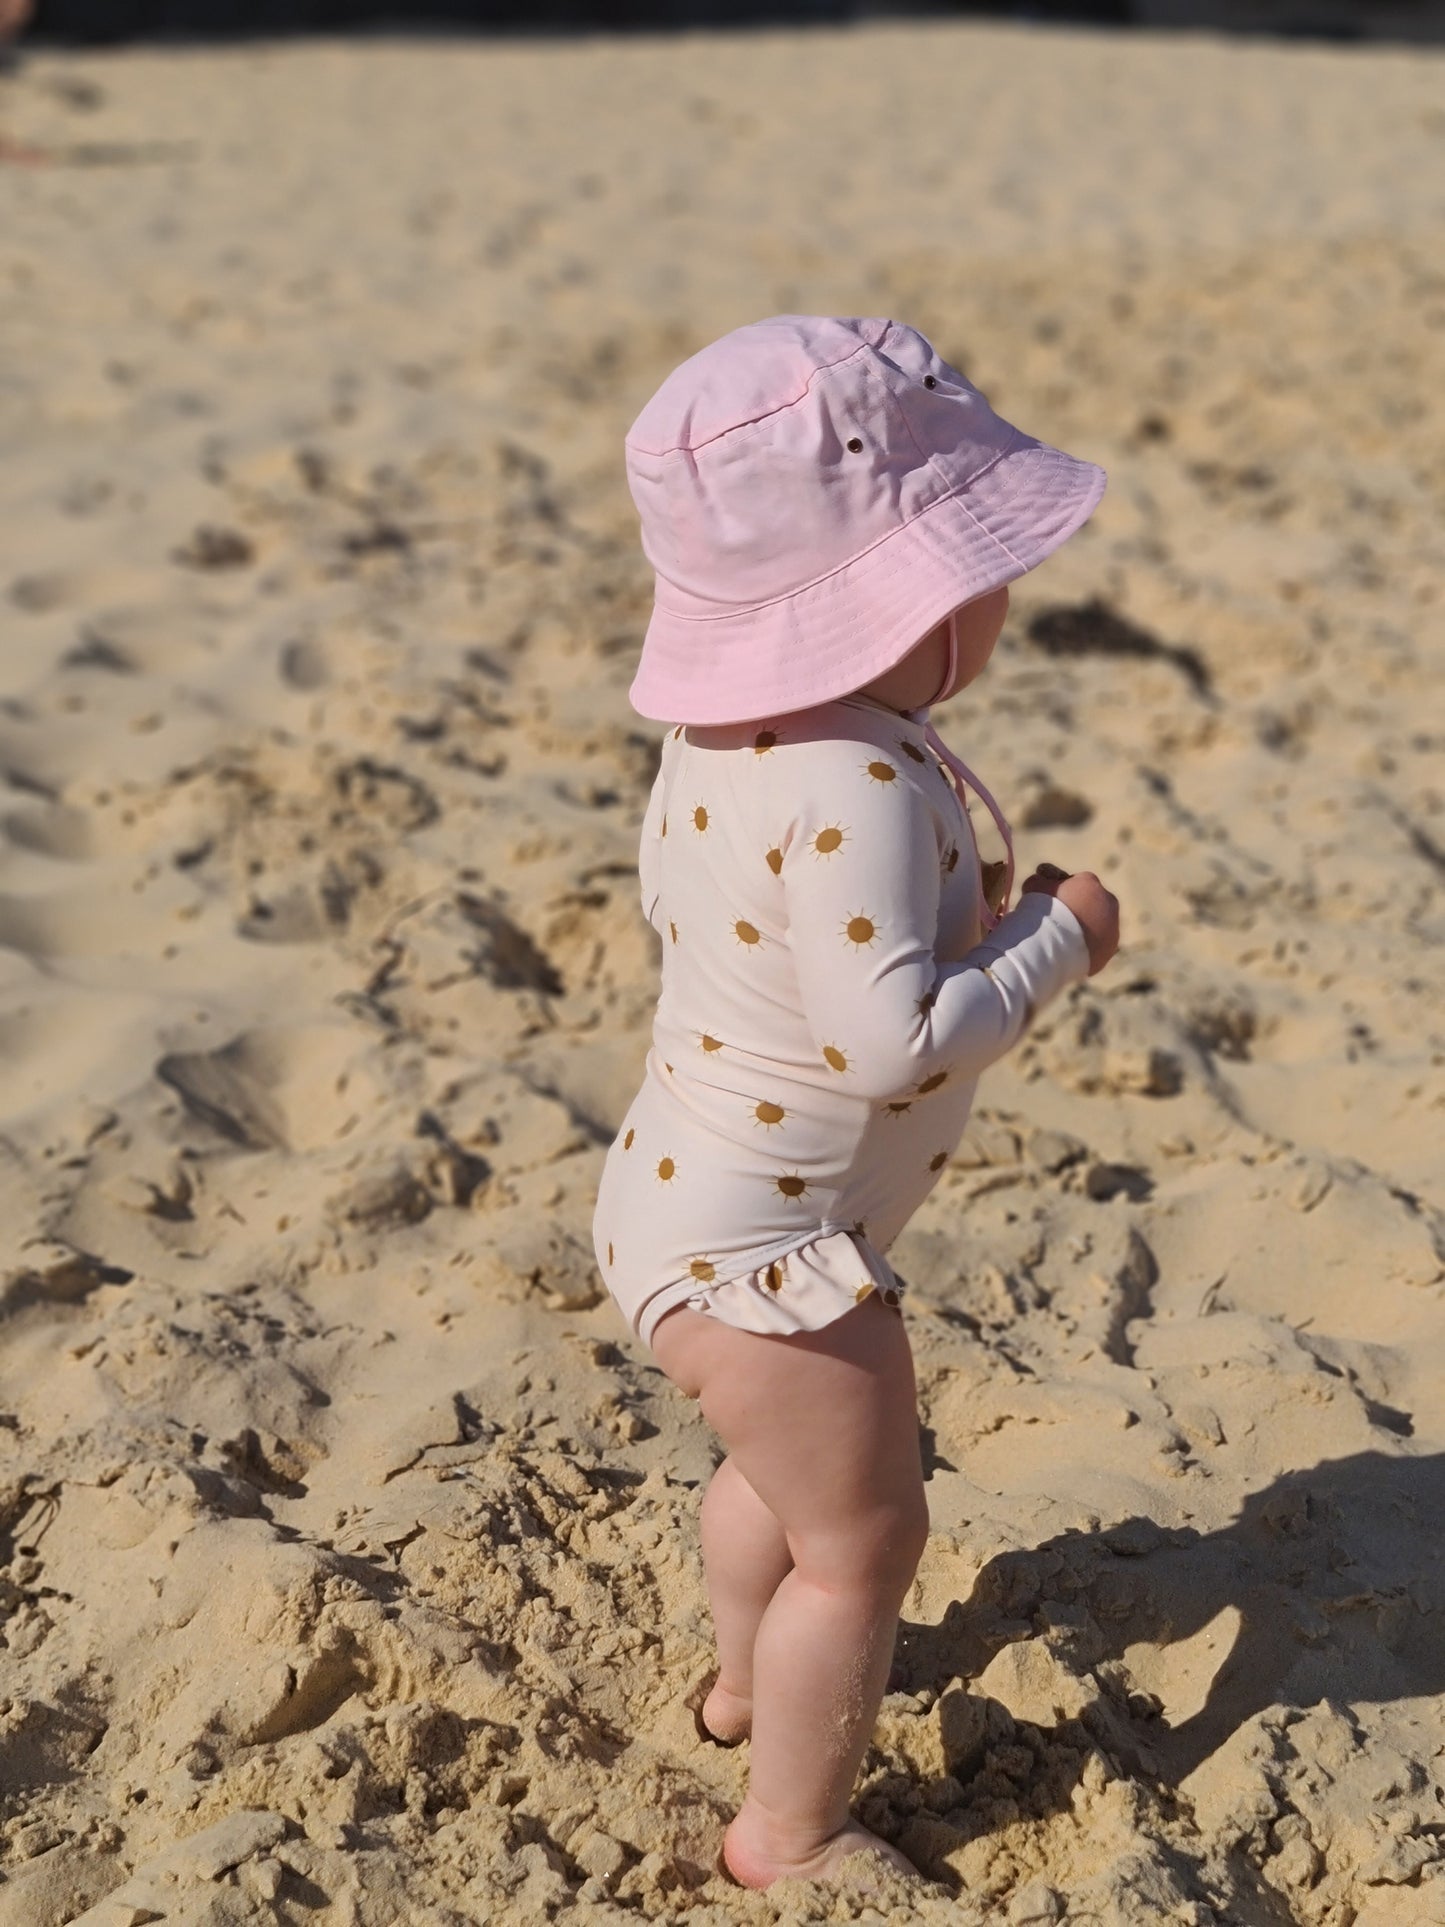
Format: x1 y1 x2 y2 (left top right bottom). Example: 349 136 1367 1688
1 0 34 43
21 0 1445 43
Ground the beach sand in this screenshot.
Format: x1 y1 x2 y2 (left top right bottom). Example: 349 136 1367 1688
1 18 1443 1922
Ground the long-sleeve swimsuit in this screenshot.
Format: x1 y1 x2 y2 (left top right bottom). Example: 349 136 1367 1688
591 690 1091 1349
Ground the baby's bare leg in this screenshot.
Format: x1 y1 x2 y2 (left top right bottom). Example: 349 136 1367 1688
652 1296 928 1890
699 1455 793 1738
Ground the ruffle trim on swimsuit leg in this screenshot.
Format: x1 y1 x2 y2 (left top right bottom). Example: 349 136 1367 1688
640 1230 903 1345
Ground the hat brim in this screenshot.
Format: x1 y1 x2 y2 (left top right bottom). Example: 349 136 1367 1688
628 440 1107 727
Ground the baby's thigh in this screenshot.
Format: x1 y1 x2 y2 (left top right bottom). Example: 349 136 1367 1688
653 1299 928 1588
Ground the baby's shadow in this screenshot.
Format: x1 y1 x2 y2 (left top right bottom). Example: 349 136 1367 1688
881 1449 1445 1885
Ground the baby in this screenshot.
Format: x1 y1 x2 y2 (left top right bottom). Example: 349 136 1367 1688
591 315 1120 1892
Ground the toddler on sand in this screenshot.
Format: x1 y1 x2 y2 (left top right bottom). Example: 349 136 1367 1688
591 314 1121 1892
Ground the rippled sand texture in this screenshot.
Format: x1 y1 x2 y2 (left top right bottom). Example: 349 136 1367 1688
1 21 1443 1925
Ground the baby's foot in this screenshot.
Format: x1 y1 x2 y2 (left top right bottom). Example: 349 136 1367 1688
697 1676 752 1745
721 1807 919 1892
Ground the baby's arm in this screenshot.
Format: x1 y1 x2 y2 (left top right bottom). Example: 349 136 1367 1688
775 737 1088 1101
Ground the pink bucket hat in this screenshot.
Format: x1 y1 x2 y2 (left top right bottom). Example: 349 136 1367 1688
625 314 1106 728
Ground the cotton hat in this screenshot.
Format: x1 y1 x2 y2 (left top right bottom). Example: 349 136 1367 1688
625 314 1106 727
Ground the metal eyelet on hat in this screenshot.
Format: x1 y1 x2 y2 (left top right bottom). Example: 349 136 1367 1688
923 375 938 388
846 436 864 453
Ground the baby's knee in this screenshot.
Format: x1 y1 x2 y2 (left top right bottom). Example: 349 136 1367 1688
798 1498 930 1599
876 1497 931 1588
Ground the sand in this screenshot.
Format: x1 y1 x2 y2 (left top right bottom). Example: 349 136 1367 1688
0 17 1443 1924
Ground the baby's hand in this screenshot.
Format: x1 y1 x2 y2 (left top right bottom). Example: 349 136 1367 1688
1020 863 1120 976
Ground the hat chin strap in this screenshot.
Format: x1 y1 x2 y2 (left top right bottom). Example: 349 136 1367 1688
929 608 961 708
916 608 1017 935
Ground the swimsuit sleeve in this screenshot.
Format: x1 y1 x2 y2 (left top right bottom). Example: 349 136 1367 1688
774 735 1090 1101
638 757 666 933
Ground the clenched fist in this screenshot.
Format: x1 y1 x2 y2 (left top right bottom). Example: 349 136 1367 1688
1020 864 1120 977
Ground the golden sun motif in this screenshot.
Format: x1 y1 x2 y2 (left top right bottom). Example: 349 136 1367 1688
822 1044 850 1073
669 919 678 944
773 1171 810 1201
733 918 762 948
898 739 927 764
656 1155 677 1182
693 803 709 832
753 730 778 755
752 1099 786 1129
947 846 961 874
883 1100 913 1117
865 758 898 785
842 911 879 950
690 1257 716 1282
811 823 846 857
699 1033 724 1053
928 1151 948 1172
765 846 783 875
623 1127 635 1150
854 1281 875 1304
763 1261 784 1292
916 1070 948 1094
917 989 936 1016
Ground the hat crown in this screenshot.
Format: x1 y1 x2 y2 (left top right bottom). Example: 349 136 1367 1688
625 314 890 458
624 314 1023 610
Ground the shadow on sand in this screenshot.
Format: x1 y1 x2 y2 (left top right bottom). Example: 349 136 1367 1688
880 1446 1441 1901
